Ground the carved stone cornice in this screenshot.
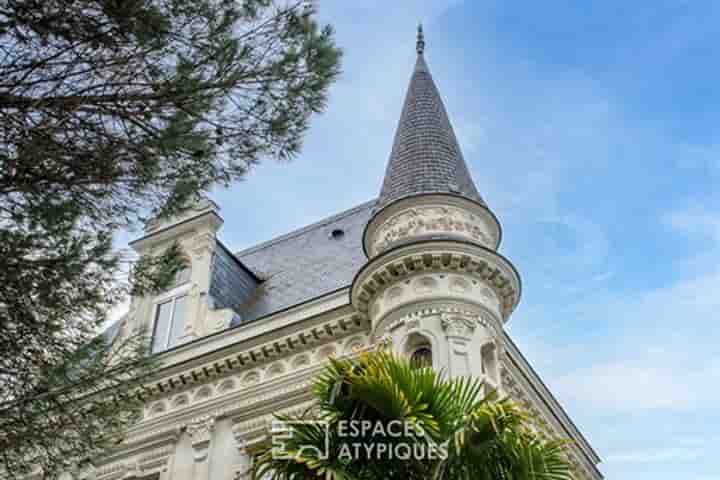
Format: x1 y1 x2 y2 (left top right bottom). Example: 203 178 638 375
351 240 520 322
140 314 368 399
123 369 319 448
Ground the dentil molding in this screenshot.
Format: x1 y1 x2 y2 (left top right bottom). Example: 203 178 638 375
352 241 521 322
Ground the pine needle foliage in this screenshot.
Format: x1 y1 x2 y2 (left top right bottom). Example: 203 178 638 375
0 0 340 477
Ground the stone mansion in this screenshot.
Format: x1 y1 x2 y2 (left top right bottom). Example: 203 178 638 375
99 29 603 480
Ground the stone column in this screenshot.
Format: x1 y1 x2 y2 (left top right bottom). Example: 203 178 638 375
187 417 215 480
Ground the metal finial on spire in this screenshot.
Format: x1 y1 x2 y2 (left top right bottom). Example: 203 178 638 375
416 23 425 55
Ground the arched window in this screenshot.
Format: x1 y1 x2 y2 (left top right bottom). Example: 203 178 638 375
410 346 433 368
405 333 433 369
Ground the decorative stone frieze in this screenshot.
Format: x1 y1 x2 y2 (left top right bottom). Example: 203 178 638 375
363 194 501 257
139 314 368 400
375 305 496 341
440 312 477 338
232 400 317 451
371 204 494 254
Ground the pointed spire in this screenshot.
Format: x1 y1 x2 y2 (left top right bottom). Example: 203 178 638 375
375 27 485 211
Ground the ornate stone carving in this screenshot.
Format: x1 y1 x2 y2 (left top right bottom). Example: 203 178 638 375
372 205 493 254
351 246 520 321
376 333 393 349
96 461 139 480
242 370 261 386
343 336 366 354
138 315 366 400
291 353 311 368
187 416 215 460
138 445 174 473
440 312 477 338
375 305 495 341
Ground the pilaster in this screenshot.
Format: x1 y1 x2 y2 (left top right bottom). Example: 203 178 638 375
187 417 215 480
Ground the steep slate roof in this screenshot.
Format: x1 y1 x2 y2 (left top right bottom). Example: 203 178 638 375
376 26 484 210
232 28 489 323
231 201 374 325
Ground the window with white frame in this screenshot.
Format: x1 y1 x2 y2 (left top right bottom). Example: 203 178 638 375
151 285 190 353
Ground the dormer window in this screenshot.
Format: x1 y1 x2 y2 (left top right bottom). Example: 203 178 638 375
151 284 190 353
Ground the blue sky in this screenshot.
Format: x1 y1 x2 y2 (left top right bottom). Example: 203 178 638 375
125 1 720 478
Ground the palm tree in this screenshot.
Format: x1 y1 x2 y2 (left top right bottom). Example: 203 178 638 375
253 350 572 480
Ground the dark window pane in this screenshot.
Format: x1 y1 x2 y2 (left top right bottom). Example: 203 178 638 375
152 301 173 353
410 347 432 368
168 295 188 348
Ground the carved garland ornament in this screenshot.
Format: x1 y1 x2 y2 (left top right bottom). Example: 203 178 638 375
440 312 477 338
372 205 493 253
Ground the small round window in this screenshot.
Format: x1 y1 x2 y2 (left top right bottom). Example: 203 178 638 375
330 228 345 239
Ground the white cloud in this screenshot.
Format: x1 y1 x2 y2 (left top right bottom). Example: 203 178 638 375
664 207 720 243
554 360 698 411
607 447 702 464
544 259 720 411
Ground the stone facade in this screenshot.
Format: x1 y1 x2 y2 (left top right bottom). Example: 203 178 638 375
76 30 602 480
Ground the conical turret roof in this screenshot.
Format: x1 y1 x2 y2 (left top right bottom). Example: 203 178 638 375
376 26 484 210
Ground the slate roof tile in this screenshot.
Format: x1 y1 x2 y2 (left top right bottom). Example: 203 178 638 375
232 200 374 325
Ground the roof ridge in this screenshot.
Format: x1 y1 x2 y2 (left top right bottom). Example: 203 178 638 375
235 199 376 257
